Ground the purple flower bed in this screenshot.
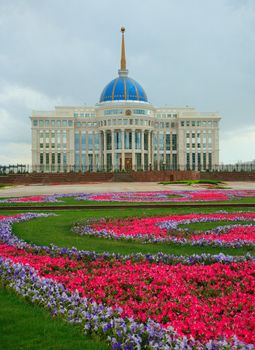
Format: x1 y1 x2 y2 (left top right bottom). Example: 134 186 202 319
1 257 253 349
0 213 253 265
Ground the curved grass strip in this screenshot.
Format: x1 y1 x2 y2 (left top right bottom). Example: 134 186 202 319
0 213 253 265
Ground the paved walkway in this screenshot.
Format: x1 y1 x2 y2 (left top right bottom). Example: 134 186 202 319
0 181 255 198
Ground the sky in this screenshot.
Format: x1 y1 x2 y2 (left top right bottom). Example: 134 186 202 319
0 0 255 165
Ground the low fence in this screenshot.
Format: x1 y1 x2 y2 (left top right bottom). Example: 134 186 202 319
0 171 200 184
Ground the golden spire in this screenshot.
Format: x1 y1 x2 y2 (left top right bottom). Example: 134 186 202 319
120 27 126 70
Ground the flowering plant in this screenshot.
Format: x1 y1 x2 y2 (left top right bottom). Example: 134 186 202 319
1 214 255 347
1 189 255 203
74 212 255 247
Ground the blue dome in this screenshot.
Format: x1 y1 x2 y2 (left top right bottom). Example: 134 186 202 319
100 76 148 103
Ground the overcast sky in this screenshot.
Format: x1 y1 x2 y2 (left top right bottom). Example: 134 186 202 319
0 0 255 165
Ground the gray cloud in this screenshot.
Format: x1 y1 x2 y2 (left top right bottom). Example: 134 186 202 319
0 0 254 164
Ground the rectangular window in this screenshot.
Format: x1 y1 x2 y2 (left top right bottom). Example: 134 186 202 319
107 154 112 171
52 153 55 164
186 153 190 170
56 120 61 127
94 133 100 151
197 153 201 170
136 153 142 170
135 131 141 150
106 132 112 150
172 134 177 151
40 153 44 165
62 120 67 127
33 120 38 126
192 153 196 170
209 153 212 170
68 120 73 127
166 154 170 169
88 133 93 151
144 132 148 150
166 134 170 150
115 131 121 150
75 133 80 151
203 153 207 170
159 133 164 151
39 120 44 127
125 131 132 149
172 154 177 170
153 133 158 151
82 133 86 151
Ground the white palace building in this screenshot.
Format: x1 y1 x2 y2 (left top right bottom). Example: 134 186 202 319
31 28 220 172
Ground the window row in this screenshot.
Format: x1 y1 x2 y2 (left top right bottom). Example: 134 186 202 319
181 120 217 127
74 112 96 117
33 120 73 127
186 152 212 170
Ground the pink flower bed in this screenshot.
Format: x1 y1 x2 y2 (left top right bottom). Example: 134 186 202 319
12 196 47 202
1 242 255 344
85 190 255 202
88 212 255 242
1 189 255 203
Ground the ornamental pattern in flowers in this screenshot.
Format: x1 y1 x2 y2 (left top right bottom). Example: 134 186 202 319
74 212 255 247
1 189 255 203
1 214 255 348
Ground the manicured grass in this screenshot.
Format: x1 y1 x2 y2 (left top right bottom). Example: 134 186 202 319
10 208 255 256
159 179 223 185
0 287 108 350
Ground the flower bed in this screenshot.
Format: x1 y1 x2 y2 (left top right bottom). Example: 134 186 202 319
1 242 255 347
74 212 255 247
1 214 255 348
1 189 255 203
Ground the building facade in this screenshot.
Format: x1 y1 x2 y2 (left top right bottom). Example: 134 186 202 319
31 28 220 172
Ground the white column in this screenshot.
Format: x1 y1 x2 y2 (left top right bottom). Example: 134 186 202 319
103 130 107 170
151 131 154 170
99 131 103 170
141 129 144 170
121 128 125 170
163 130 166 170
132 130 135 170
111 129 115 171
157 131 160 171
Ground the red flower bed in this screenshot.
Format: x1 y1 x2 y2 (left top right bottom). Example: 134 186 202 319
1 242 255 344
90 212 255 240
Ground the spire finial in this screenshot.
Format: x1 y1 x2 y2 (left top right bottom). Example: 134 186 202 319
119 27 128 77
120 27 126 70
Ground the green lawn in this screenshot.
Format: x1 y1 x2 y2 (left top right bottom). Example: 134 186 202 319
10 207 255 256
0 287 108 350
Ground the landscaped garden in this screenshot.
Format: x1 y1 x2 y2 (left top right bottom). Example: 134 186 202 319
1 192 255 349
1 189 255 206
